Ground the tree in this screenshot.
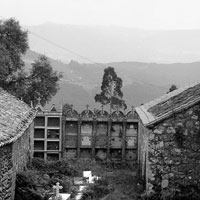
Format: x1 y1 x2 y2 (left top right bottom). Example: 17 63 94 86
0 18 28 90
24 55 63 105
94 66 127 110
0 18 62 105
167 84 178 94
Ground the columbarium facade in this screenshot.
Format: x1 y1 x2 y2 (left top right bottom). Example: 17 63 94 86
33 103 140 164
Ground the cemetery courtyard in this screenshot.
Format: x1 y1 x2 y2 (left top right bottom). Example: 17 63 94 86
14 158 143 200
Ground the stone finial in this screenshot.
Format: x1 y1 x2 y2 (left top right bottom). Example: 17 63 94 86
110 103 112 114
53 182 63 200
101 104 104 114
59 102 63 111
86 104 89 111
116 105 119 114
131 105 134 113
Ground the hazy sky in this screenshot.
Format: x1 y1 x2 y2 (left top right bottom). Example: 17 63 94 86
0 0 200 30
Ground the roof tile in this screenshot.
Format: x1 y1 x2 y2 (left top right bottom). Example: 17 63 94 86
0 88 36 147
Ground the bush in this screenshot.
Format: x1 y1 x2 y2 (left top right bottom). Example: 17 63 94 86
81 178 111 200
15 171 44 200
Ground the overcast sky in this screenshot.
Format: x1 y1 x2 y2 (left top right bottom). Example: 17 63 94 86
0 0 200 30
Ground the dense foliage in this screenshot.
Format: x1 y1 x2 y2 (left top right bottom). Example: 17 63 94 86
0 18 62 106
94 66 127 110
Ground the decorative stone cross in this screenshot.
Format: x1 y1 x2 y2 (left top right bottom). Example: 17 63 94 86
53 182 63 200
86 104 89 111
37 97 42 104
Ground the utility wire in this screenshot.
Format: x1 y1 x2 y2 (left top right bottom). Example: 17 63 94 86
0 16 102 65
27 29 102 66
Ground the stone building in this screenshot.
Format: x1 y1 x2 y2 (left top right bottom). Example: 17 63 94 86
0 89 36 200
33 103 140 164
136 82 200 193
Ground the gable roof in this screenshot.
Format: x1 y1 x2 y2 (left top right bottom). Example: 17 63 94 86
0 89 36 147
135 82 200 127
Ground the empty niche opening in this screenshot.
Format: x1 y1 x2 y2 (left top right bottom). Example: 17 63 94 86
96 122 108 135
47 141 59 150
110 149 122 160
110 136 122 148
47 153 59 161
47 117 60 127
34 141 44 150
66 122 78 135
47 129 59 139
65 149 77 159
35 117 45 126
80 149 92 159
125 150 137 161
65 135 77 147
96 134 107 148
34 152 44 159
34 129 45 138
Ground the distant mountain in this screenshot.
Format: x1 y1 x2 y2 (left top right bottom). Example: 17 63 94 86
23 49 200 111
27 23 200 63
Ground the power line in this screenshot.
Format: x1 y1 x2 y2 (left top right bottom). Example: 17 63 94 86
0 16 103 65
27 29 102 65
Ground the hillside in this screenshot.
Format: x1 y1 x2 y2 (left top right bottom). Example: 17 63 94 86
23 50 200 111
27 23 200 63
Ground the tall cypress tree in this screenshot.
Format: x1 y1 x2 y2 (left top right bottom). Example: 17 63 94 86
95 66 127 110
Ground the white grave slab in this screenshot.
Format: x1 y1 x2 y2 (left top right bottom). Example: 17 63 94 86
60 193 71 200
83 171 92 178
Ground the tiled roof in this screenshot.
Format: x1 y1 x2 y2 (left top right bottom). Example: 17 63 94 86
135 82 200 126
0 88 36 147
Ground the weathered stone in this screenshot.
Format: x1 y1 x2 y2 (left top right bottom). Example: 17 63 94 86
0 124 34 200
147 103 200 194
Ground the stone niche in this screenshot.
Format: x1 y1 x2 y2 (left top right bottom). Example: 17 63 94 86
47 117 60 127
34 116 45 126
64 149 77 159
65 122 78 135
110 149 122 160
34 141 44 150
34 128 45 138
110 123 123 148
81 122 93 136
80 149 92 159
96 123 107 148
47 141 59 150
47 129 60 139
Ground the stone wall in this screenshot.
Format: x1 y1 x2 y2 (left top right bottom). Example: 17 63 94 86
148 103 200 193
138 120 148 177
0 123 34 200
0 143 13 200
12 123 34 199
